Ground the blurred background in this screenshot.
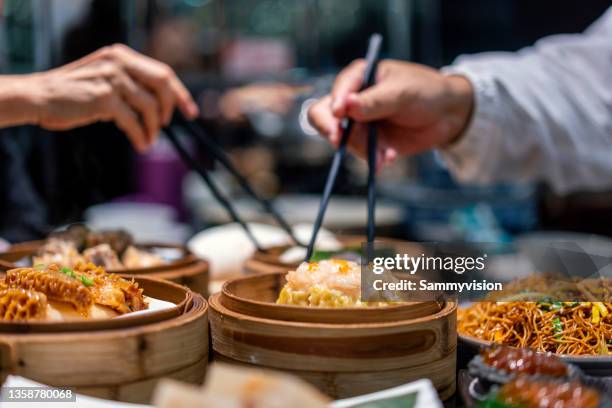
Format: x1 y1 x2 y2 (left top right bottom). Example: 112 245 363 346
1 0 611 245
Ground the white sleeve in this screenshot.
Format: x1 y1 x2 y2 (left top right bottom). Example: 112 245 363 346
439 7 612 195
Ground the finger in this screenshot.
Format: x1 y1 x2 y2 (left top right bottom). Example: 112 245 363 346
109 69 160 146
308 95 342 145
331 59 365 118
106 94 149 152
345 125 395 171
383 146 397 164
344 123 368 159
376 145 397 172
166 74 199 120
110 45 198 124
337 122 398 168
126 59 174 125
345 82 399 122
377 123 430 156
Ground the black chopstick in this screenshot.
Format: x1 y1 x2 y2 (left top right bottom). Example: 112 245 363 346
164 125 265 252
173 113 304 247
305 33 383 261
367 122 377 243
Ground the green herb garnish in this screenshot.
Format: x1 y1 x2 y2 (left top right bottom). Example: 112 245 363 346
309 250 338 262
599 342 608 355
476 399 513 408
34 263 45 270
79 275 94 287
551 301 563 310
60 267 75 278
552 317 563 339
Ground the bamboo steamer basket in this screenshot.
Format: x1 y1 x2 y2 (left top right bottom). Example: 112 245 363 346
0 240 209 297
0 275 192 333
221 272 442 324
209 272 457 400
243 235 420 275
0 277 209 404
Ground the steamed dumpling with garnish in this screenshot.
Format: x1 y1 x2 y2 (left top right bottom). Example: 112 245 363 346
276 259 389 307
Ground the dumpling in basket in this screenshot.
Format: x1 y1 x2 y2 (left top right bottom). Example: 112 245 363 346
276 259 391 307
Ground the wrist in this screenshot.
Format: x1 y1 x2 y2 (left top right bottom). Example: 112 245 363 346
0 74 44 127
442 75 474 146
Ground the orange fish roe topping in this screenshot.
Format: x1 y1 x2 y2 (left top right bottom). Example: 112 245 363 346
332 259 350 274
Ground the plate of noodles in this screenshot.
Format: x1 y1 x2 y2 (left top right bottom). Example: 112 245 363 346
457 276 612 375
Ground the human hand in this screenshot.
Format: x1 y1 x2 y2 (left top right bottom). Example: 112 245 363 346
308 59 473 165
27 44 198 152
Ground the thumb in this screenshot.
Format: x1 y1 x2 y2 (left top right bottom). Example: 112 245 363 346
345 83 398 122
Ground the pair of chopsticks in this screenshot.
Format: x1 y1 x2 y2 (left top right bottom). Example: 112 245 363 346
305 33 383 262
164 113 303 252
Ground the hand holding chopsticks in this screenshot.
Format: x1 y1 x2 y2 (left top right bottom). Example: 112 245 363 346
305 33 383 262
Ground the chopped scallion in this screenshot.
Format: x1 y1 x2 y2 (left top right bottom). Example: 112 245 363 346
552 317 563 339
79 275 94 287
60 267 75 278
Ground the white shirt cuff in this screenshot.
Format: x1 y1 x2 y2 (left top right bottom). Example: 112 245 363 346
437 65 505 184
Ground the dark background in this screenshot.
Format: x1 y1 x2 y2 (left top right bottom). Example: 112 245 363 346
0 0 610 242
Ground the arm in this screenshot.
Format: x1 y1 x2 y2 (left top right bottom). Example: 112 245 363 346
308 8 612 194
0 44 199 152
0 76 40 128
440 7 612 194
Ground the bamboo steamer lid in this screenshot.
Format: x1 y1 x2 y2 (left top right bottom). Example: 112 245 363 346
0 240 209 297
0 277 209 404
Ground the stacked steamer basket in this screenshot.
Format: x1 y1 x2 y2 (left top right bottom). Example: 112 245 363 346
0 240 209 297
0 276 208 404
209 272 457 400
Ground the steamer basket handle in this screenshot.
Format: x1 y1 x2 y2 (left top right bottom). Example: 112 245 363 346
0 339 17 385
